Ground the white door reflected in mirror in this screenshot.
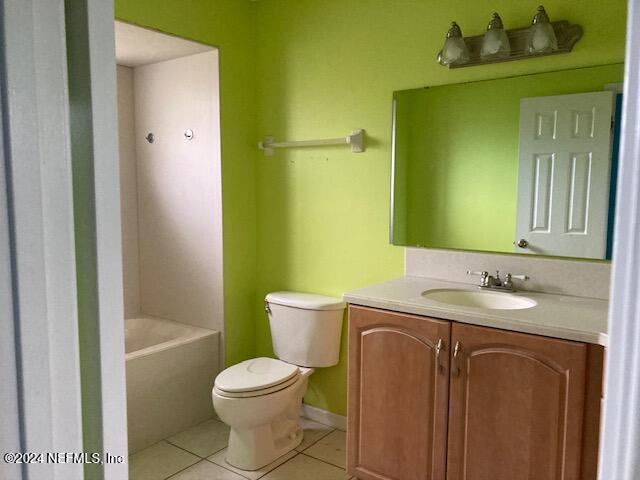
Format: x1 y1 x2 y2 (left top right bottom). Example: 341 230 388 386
515 91 614 259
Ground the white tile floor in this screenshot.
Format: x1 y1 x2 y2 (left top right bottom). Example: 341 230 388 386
129 416 355 480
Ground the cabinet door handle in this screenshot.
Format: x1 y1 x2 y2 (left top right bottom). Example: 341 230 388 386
452 341 463 377
435 338 445 374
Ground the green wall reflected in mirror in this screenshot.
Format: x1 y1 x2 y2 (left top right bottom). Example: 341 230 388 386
391 64 623 260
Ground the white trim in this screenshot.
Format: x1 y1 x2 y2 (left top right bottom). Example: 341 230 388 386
598 0 640 478
301 404 347 431
0 1 83 479
0 54 22 480
65 1 129 477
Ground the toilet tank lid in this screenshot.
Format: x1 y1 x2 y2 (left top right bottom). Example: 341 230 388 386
266 291 346 311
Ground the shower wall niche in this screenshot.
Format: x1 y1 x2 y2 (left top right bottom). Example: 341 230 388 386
117 45 223 334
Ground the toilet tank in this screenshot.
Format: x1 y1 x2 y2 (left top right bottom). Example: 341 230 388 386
265 291 346 368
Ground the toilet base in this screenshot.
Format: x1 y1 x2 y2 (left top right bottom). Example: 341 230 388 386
225 414 303 470
213 368 314 471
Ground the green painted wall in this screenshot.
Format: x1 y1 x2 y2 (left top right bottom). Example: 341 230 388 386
114 0 259 367
113 0 627 418
394 64 624 253
253 0 627 416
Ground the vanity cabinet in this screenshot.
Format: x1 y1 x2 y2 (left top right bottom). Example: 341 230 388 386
347 306 451 480
446 323 588 480
347 305 604 480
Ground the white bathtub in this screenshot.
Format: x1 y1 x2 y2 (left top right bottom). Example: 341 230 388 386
125 316 220 453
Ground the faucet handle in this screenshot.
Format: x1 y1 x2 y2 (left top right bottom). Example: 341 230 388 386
507 274 530 281
501 273 529 291
467 270 488 277
467 270 489 287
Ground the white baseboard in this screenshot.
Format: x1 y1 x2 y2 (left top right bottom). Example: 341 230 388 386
300 403 347 431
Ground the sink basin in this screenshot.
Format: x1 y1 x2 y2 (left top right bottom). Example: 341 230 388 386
421 289 537 310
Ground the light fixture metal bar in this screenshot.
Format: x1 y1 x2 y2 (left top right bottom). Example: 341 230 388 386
449 20 582 69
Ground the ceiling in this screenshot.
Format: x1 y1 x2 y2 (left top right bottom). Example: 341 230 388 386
115 21 213 67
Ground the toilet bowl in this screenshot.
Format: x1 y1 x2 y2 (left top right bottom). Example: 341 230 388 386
212 358 314 470
212 292 345 471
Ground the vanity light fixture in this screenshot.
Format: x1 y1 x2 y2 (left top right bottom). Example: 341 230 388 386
527 5 558 53
480 13 511 59
437 22 470 67
437 5 582 68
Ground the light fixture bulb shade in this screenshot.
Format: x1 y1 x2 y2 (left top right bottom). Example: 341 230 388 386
527 6 558 53
440 36 470 65
481 28 511 58
437 22 469 66
527 21 558 53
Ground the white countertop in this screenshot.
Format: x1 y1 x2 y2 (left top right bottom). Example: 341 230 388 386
343 276 609 346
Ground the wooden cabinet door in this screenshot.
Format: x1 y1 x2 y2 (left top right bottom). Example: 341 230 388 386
347 306 451 480
446 323 588 480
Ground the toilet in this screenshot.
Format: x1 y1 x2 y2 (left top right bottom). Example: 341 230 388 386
212 291 346 471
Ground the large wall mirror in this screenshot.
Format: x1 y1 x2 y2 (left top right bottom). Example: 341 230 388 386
391 64 623 260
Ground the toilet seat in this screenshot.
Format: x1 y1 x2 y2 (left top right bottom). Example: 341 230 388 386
214 374 300 398
214 357 300 398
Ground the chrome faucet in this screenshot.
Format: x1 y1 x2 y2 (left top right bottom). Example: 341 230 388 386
467 270 530 292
